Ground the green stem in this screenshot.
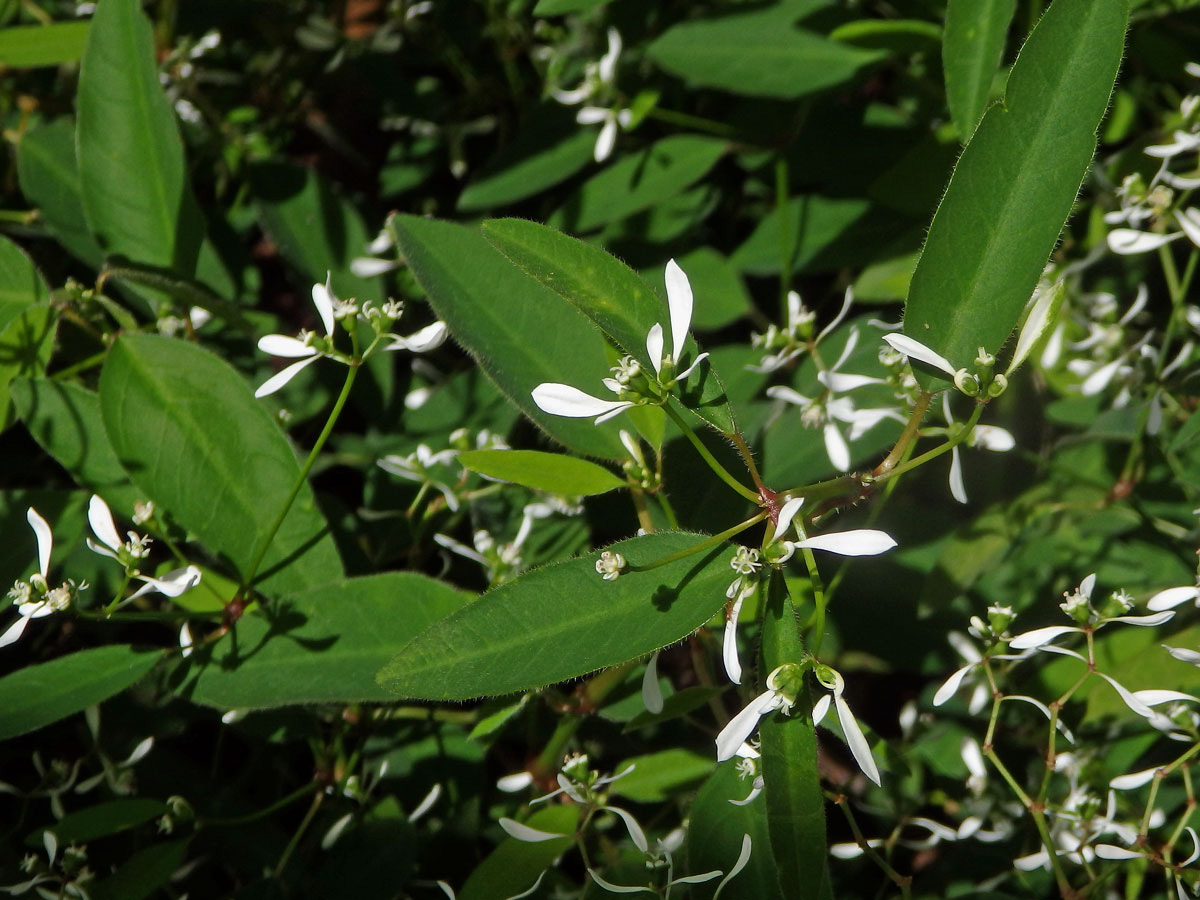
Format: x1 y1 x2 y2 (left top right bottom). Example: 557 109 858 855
869 401 984 485
273 790 323 878
794 517 830 656
829 792 912 896
663 404 760 503
645 107 738 139
200 781 316 827
657 491 679 530
626 512 767 574
239 363 359 594
730 432 766 494
873 391 932 478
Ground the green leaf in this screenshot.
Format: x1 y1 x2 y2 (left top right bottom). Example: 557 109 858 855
646 4 883 100
457 106 596 212
482 217 736 435
76 0 202 276
248 161 378 297
17 118 105 267
943 0 1016 141
532 0 609 13
547 135 726 233
903 0 1127 388
12 378 141 513
185 572 474 709
0 645 160 741
687 762 781 900
646 247 750 331
38 798 166 844
0 21 89 67
99 334 344 597
89 841 189 900
0 305 57 432
378 532 733 700
388 214 625 458
609 748 713 803
458 449 626 495
758 574 832 900
830 18 942 55
0 235 50 325
459 806 579 900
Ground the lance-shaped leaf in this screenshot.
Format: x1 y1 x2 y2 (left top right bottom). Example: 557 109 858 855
943 0 1016 141
688 763 782 900
482 218 736 435
757 574 833 900
390 214 625 459
903 0 1127 388
377 532 732 700
458 449 626 496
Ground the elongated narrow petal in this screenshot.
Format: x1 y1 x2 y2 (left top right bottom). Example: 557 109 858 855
1165 645 1200 665
408 783 442 823
835 696 881 785
27 508 52 578
712 834 753 899
1148 585 1200 611
642 651 664 714
765 385 813 407
599 27 622 82
312 275 336 335
774 497 804 539
948 631 983 664
933 664 975 707
1008 625 1081 650
1095 671 1154 718
729 780 763 806
816 288 855 344
127 565 203 601
948 446 968 504
673 351 709 382
882 333 957 377
1079 573 1096 599
1110 767 1159 790
88 495 123 553
258 334 316 358
823 423 851 473
498 817 567 842
664 259 693 362
1081 357 1127 396
812 694 832 727
496 772 534 793
1182 827 1199 866
716 690 778 761
1107 228 1182 255
349 256 398 278
672 871 723 886
604 805 648 853
1131 689 1198 706
645 322 665 376
587 869 650 894
531 383 629 420
255 355 321 398
593 116 618 163
503 872 546 900
576 106 609 125
794 529 896 557
819 370 883 393
1108 611 1175 627
0 615 30 649
723 595 746 684
391 321 449 353
1095 844 1145 860
973 425 1015 452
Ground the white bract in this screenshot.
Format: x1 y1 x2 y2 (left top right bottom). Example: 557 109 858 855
531 260 708 424
86 496 202 602
812 666 881 786
1 509 83 649
715 663 802 761
551 28 631 163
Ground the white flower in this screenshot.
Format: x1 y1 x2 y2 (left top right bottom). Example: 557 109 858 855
0 508 75 649
881 333 958 380
715 664 801 761
771 497 897 558
577 106 633 163
943 396 1015 504
532 259 707 424
1147 583 1200 611
86 496 202 601
1106 228 1182 255
378 444 460 510
255 276 338 397
553 27 621 105
812 667 880 786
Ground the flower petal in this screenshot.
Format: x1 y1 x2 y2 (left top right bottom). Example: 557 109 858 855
1131 689 1198 706
258 334 316 358
642 651 664 714
881 333 957 377
812 694 831 726
498 817 567 842
604 804 648 853
1107 611 1175 627
27 507 52 578
255 355 321 398
1148 585 1199 611
723 595 745 685
1095 671 1154 718
1095 844 1145 860
664 258 693 363
765 385 813 407
531 383 628 419
312 275 336 335
793 529 896 557
593 116 618 163
1008 625 1081 650
127 565 203 601
0 615 30 649
948 446 968 504
712 834 753 899
496 772 534 793
88 495 123 553
391 321 449 353
587 870 650 894
823 422 851 473
349 256 398 278
835 696 881 786
1107 228 1182 255
819 370 883 393
933 664 975 707
816 288 854 344
972 425 1015 452
716 690 779 761
646 322 665 377
1166 645 1200 665
774 497 804 539
1110 767 1159 790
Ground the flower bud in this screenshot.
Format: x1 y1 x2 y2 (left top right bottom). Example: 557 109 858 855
953 369 980 397
986 373 1008 398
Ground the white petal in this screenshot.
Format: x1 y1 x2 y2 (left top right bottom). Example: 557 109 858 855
1094 844 1144 860
823 423 851 472
587 869 650 894
576 106 609 125
1166 646 1200 665
503 872 547 900
829 327 859 374
498 817 567 842
1079 573 1096 599
1107 228 1182 255
0 615 30 648
716 690 778 761
774 497 804 539
594 402 635 425
593 117 618 163
258 334 317 358
349 256 397 278
1009 283 1061 375
664 259 693 362
553 84 591 104
933 665 974 707
812 694 831 726
961 737 987 780
673 871 723 886
972 425 1015 452
1148 586 1199 611
27 508 52 578
88 495 123 553
1081 358 1126 396
712 834 753 899
408 783 442 822
312 275 336 335
830 842 869 859
765 385 813 407
642 651 664 714
255 355 320 398
604 805 648 853
598 27 621 82
1108 611 1175 627
723 596 745 685
819 370 883 393
531 383 628 419
881 333 957 377
835 696 880 786
496 772 534 793
816 288 854 344
948 446 968 504
1182 827 1199 866
392 321 449 353
646 323 665 376
127 565 202 601
793 529 896 557
1110 767 1159 790
673 351 709 381
729 782 763 806
1013 849 1050 871
1131 689 1198 706
1095 671 1154 718
948 630 982 664
1008 625 1081 650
